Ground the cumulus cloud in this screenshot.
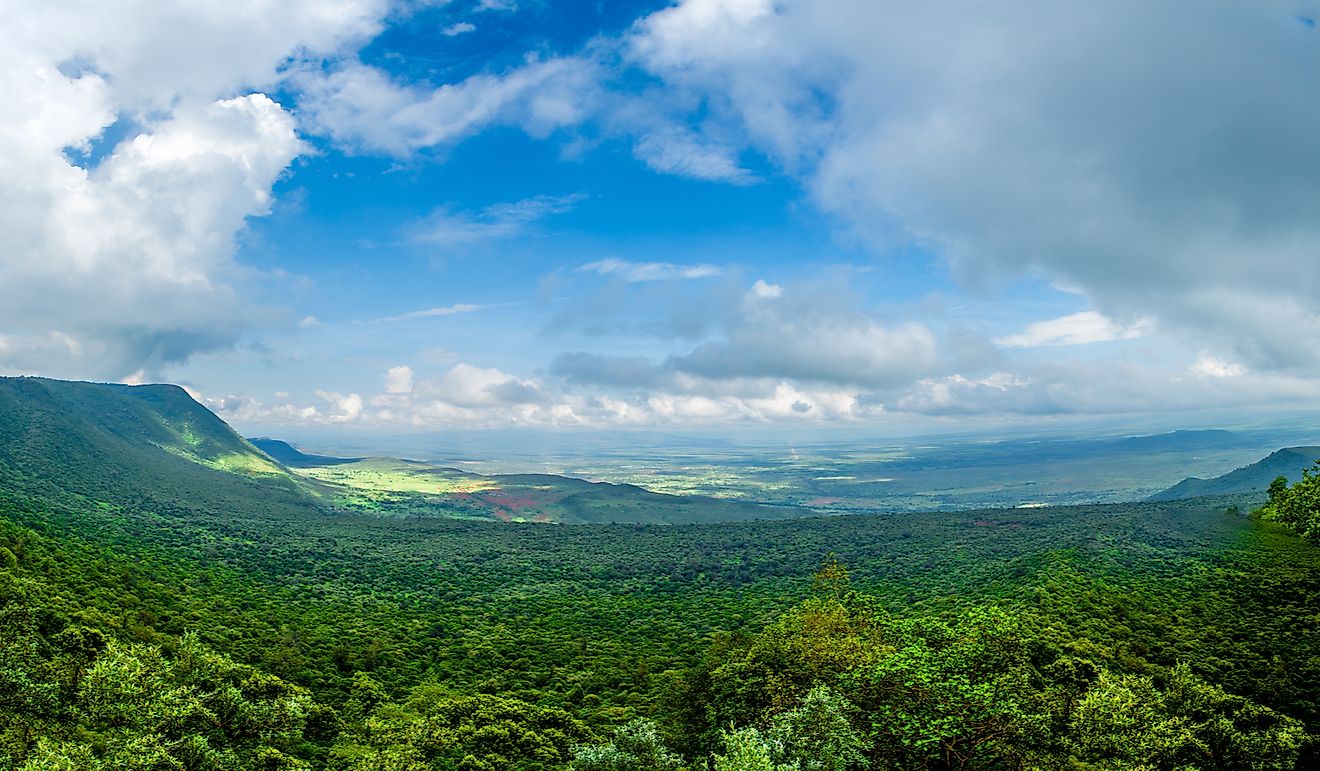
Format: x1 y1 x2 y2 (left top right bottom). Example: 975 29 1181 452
624 0 1320 374
412 363 546 408
384 365 415 394
0 92 304 378
670 280 942 388
0 0 390 380
315 389 365 422
211 361 871 429
553 277 946 392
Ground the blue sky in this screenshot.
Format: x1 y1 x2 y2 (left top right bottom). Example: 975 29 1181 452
2 0 1319 435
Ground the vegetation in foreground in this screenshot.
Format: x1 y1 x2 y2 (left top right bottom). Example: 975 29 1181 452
2 547 1313 770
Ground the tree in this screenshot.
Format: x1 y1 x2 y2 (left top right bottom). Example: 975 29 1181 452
1066 664 1303 770
845 607 1050 769
572 719 685 771
767 687 867 771
713 727 792 771
1259 461 1320 539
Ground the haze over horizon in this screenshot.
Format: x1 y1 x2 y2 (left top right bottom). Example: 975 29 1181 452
4 0 1319 436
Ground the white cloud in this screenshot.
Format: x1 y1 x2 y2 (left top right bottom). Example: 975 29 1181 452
578 257 723 282
384 365 414 394
1191 355 1247 379
442 22 476 36
293 55 598 157
669 279 943 389
624 0 1320 375
416 363 545 408
633 129 756 184
315 389 364 422
409 193 586 247
994 311 1154 349
553 277 946 390
0 92 304 378
0 0 391 380
377 303 486 322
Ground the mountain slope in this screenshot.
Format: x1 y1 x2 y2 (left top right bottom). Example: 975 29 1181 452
0 376 321 521
1148 446 1320 501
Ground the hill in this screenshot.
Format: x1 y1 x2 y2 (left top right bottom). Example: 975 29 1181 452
1149 446 1320 501
248 437 362 467
0 376 321 517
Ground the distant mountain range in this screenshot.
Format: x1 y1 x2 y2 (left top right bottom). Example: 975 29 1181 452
1149 446 1320 501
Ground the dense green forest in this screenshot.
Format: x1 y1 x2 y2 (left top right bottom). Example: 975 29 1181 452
2 378 1319 769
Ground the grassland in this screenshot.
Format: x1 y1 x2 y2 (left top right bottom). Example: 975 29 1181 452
290 456 807 523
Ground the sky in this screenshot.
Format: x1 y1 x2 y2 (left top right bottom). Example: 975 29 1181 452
2 0 1320 437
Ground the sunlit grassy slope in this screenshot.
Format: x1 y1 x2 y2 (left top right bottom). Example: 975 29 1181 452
291 455 807 523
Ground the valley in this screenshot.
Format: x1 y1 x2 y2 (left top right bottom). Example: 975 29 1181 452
1 377 1319 769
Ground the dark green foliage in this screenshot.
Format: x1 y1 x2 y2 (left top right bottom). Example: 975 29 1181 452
1066 664 1304 770
0 597 317 770
667 582 1303 770
329 687 589 770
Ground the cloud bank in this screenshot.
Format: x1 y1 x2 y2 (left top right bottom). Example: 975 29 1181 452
0 0 389 379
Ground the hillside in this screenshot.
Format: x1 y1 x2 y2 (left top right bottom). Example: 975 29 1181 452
0 377 321 518
1149 446 1320 501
